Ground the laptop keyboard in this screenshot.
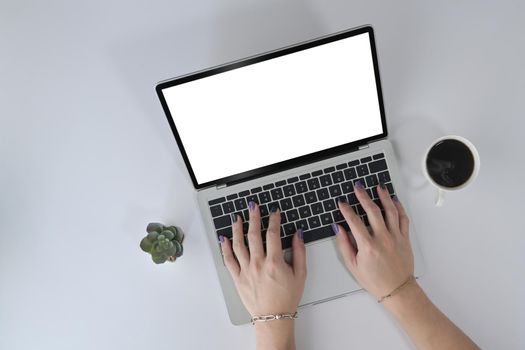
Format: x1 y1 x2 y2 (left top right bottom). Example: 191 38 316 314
208 152 396 250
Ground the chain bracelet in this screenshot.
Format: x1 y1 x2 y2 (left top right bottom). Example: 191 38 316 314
251 312 298 325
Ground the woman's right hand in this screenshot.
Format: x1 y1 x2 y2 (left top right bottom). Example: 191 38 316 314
333 181 414 300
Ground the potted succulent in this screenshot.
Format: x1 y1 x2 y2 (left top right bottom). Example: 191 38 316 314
140 223 184 264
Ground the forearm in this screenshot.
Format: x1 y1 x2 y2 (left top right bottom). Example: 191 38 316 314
255 321 295 350
383 282 479 350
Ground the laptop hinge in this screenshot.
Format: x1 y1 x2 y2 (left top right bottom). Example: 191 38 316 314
358 143 370 150
216 183 227 190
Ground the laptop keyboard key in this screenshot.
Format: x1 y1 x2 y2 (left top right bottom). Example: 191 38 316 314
296 220 309 231
311 202 323 215
234 198 247 210
283 185 296 197
336 163 348 170
320 213 333 225
222 202 235 214
311 170 323 177
280 212 287 224
298 205 312 218
323 199 336 212
292 194 305 207
356 165 369 177
287 176 299 184
331 171 344 183
295 181 308 194
320 175 332 187
324 166 335 173
348 160 360 167
275 180 286 187
344 168 357 180
258 191 271 204
259 204 269 217
304 191 317 204
299 173 311 180
308 216 321 228
216 226 233 239
213 215 231 229
369 159 388 173
226 194 238 200
246 195 259 205
270 188 284 201
251 187 262 194
281 235 294 249
348 193 358 205
316 188 330 200
378 171 391 183
386 182 395 194
307 178 321 190
268 201 280 212
209 197 226 206
280 198 293 211
329 184 342 197
360 156 372 163
341 181 354 194
303 225 334 244
263 183 275 190
283 223 296 236
286 209 300 222
373 153 385 159
366 174 379 187
210 205 223 217
239 190 250 197
332 209 344 222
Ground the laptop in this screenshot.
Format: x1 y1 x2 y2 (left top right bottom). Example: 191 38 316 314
156 25 424 325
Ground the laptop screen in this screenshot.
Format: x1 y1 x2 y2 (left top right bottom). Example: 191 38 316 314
158 27 386 188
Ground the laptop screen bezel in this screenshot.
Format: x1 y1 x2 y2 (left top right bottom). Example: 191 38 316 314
156 25 387 190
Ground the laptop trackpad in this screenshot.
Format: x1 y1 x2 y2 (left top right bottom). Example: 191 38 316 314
284 237 362 306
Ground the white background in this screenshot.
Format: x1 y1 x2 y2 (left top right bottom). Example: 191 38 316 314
1 1 524 349
163 32 382 184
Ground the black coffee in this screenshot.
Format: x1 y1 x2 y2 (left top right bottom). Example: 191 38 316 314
426 139 475 188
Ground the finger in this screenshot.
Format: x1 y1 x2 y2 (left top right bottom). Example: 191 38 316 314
354 180 387 234
377 183 400 234
219 235 240 277
265 207 283 260
231 214 249 267
337 199 371 249
392 196 410 237
332 223 357 271
292 229 306 278
247 201 264 260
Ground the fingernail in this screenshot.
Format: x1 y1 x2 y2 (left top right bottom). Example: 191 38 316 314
219 235 225 243
337 196 347 204
379 182 386 190
270 205 279 213
331 223 339 234
230 213 238 223
248 201 256 211
355 180 364 190
298 228 304 240
392 195 399 202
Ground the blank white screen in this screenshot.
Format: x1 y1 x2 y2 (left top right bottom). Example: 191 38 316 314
162 32 383 185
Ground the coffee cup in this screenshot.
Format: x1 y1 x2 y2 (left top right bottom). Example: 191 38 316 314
422 135 480 206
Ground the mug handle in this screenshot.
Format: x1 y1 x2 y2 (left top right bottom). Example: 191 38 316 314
435 188 445 207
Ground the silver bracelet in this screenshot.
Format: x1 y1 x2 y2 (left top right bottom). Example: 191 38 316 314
251 312 298 325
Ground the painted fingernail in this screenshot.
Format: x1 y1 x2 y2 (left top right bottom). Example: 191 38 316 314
331 223 339 234
355 180 364 190
298 228 304 240
392 195 399 202
337 196 347 204
219 235 225 243
379 182 386 190
270 205 279 213
248 201 256 211
230 213 238 223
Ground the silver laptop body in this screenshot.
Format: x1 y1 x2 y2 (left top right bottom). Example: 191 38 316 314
156 25 424 325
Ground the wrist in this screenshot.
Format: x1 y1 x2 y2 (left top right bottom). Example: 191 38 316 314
381 281 429 316
255 320 295 350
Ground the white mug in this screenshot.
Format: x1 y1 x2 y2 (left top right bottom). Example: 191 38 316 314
422 135 480 207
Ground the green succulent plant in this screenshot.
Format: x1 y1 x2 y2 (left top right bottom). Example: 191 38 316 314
140 223 184 264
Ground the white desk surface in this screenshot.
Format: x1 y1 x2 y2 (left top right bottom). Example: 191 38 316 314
1 1 524 349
